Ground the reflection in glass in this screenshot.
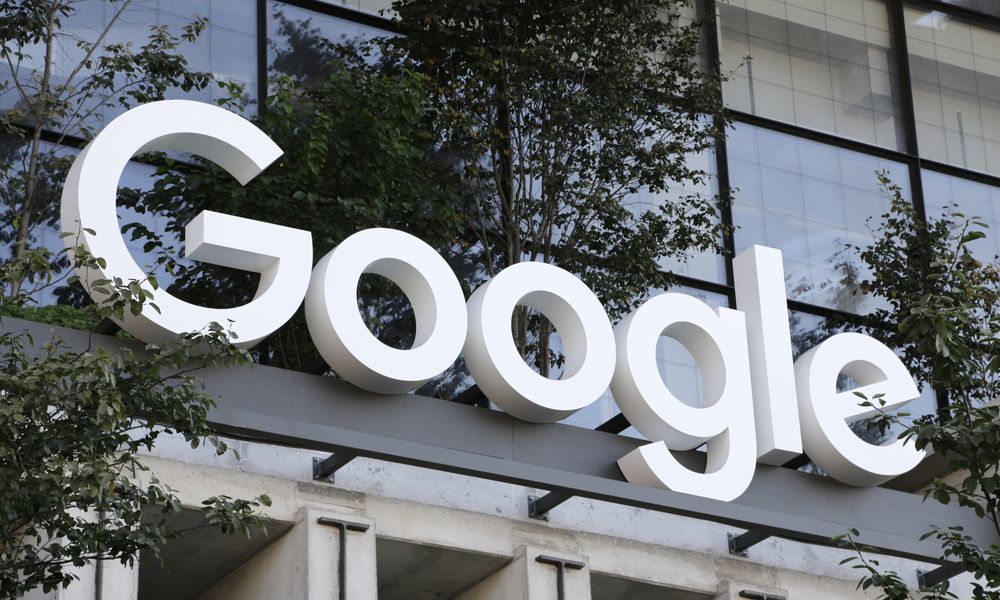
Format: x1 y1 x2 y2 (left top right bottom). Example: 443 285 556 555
0 0 259 133
0 137 177 307
624 149 727 284
728 123 909 314
906 7 1000 175
718 0 904 149
267 1 387 82
922 169 1000 260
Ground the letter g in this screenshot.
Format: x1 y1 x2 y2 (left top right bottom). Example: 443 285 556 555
60 100 312 347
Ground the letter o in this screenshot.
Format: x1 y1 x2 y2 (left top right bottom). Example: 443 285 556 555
305 228 467 394
464 262 615 423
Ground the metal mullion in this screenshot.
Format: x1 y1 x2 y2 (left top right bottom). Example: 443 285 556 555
887 0 960 413
785 299 883 332
12 126 200 172
886 0 929 224
920 157 1000 188
659 277 893 338
699 0 738 308
730 111 915 164
669 272 734 299
257 0 268 113
665 272 892 334
272 0 399 33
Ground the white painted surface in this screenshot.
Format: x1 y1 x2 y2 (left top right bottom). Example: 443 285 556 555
306 228 468 394
61 100 312 347
795 332 927 486
733 244 802 465
613 292 757 501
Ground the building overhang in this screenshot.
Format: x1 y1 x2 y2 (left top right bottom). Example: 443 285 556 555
7 317 995 566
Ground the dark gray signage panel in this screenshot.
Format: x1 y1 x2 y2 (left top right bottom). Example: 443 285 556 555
7 318 995 564
195 359 995 564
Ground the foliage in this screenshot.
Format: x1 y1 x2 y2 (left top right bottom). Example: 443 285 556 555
129 12 473 397
837 174 1000 599
386 0 728 373
0 0 212 294
146 0 728 385
0 3 271 596
0 237 272 599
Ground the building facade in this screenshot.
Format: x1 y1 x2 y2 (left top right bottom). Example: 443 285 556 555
11 0 1000 598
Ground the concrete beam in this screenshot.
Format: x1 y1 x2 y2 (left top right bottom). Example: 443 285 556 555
457 546 590 600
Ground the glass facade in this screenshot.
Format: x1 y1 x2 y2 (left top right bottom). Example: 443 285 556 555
268 1 387 80
718 0 905 149
0 0 258 131
906 6 1000 175
11 0 1000 437
922 169 1000 259
629 149 728 284
728 123 908 313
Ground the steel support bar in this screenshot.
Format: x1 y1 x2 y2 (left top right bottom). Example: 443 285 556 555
455 384 488 407
313 451 357 482
595 413 630 433
528 491 573 520
317 517 370 600
535 555 585 600
917 563 966 590
728 530 772 556
738 591 784 600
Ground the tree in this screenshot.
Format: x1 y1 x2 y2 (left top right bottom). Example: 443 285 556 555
128 15 470 388
387 0 728 375
0 0 211 296
0 2 270 596
0 239 272 598
141 0 728 388
836 176 1000 599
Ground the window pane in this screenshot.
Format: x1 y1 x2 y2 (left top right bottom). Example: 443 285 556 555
0 0 258 132
268 1 388 81
906 7 1000 175
728 123 909 314
718 0 904 150
625 148 728 285
922 170 1000 260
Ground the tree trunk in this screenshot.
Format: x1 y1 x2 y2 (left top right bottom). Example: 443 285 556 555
10 3 58 297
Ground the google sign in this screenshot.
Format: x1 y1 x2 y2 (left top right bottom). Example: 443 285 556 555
60 101 926 503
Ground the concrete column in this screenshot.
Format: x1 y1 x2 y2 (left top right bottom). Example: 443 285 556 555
195 507 376 600
306 508 377 600
457 545 591 600
197 516 309 600
98 560 139 600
